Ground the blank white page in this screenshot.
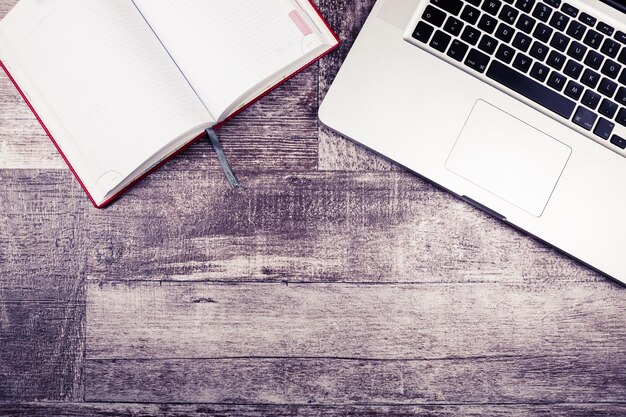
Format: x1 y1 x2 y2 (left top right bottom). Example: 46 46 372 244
133 0 328 121
0 0 213 203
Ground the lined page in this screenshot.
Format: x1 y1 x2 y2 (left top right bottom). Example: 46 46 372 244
133 0 326 121
0 0 212 202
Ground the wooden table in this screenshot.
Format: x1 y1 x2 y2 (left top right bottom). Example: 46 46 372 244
1 1 624 416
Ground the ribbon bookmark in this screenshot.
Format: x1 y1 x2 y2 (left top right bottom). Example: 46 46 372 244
206 128 242 188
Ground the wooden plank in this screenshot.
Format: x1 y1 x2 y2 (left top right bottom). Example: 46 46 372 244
86 281 625 404
87 281 626 360
80 170 600 283
317 0 396 171
0 170 87 401
85 355 626 404
2 403 625 417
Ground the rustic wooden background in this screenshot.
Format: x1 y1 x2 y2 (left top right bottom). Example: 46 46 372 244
1 1 625 416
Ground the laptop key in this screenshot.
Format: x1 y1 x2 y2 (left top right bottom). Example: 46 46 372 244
579 12 596 27
530 41 549 60
583 29 603 49
601 39 620 58
478 34 499 54
597 22 614 36
447 39 470 61
581 68 600 88
564 80 584 99
514 0 535 13
495 23 515 42
584 50 604 70
513 53 533 72
533 22 553 42
544 0 560 8
611 134 626 149
550 32 570 51
547 71 567 91
616 31 626 45
566 21 586 40
486 60 576 118
601 60 621 79
413 22 435 43
495 44 516 63
516 14 536 34
443 16 464 36
581 89 601 109
431 0 463 15
478 14 498 33
561 3 578 17
618 49 626 65
430 30 452 52
566 41 587 60
549 11 569 31
465 48 491 72
481 0 503 16
532 3 552 22
594 118 615 140
572 106 597 130
598 78 618 97
599 99 618 118
461 26 481 45
547 50 566 70
460 5 481 25
564 59 583 79
423 6 447 27
512 32 532 52
530 62 550 81
499 5 519 24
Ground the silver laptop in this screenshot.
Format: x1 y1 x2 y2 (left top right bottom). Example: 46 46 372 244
320 0 626 284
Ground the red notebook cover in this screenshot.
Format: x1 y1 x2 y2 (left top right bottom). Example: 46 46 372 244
0 0 339 209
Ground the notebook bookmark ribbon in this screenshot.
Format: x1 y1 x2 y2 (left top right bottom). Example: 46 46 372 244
206 128 242 188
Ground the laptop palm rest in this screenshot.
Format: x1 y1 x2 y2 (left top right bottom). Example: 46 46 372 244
445 100 572 217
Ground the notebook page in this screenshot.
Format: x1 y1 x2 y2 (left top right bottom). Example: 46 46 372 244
133 0 326 121
0 0 212 201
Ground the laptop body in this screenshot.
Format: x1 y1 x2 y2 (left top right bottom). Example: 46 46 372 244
319 0 626 284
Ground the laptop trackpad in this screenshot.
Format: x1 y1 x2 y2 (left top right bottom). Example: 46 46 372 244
446 100 571 217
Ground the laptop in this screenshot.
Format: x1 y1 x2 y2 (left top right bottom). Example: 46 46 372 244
320 0 626 284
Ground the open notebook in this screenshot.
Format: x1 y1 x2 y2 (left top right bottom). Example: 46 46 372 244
0 0 338 207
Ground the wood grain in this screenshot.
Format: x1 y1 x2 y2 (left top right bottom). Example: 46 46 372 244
2 403 625 417
86 355 626 404
0 170 87 401
80 170 601 283
86 281 625 360
84 281 625 403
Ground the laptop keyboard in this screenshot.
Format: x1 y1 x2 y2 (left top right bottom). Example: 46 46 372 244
406 0 626 156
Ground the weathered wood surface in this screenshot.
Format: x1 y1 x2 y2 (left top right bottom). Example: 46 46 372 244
87 281 625 360
0 170 601 284
0 0 625 415
85 281 625 403
82 169 607 284
2 403 625 417
0 171 86 401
